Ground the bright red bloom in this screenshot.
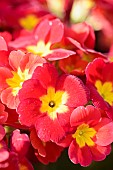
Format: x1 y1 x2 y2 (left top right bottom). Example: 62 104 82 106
0 50 45 109
17 63 89 143
68 105 113 167
9 18 75 61
85 58 113 119
30 128 63 164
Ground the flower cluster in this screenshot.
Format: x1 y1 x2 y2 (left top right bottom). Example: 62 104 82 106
0 0 113 169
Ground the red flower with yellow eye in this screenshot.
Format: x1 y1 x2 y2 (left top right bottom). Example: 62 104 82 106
9 18 75 61
17 63 89 143
85 58 113 119
67 105 113 167
0 50 46 109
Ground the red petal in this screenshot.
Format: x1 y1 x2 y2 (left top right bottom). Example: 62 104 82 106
0 67 12 92
32 63 58 89
30 128 46 157
85 58 106 83
9 35 35 49
9 50 25 71
96 122 113 146
49 19 64 44
1 88 19 109
70 105 101 127
19 79 46 101
68 141 92 167
34 19 50 41
57 74 89 107
0 51 10 68
46 48 75 61
90 144 111 161
36 141 63 165
20 53 46 73
0 36 8 51
0 150 9 162
35 115 65 143
17 98 41 127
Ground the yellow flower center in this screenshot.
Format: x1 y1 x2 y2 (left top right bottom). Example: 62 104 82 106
72 123 96 148
19 163 28 170
65 65 75 73
95 80 113 105
0 143 3 149
39 87 69 120
6 68 32 96
26 41 52 56
19 14 39 30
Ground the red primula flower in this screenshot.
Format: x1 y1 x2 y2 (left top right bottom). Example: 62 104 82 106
30 128 63 164
9 18 75 61
68 105 113 167
17 63 89 143
85 58 113 119
0 50 46 109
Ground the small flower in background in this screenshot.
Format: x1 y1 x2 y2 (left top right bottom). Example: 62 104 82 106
9 17 75 61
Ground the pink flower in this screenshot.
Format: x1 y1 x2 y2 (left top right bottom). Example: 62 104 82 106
0 50 45 109
9 18 75 61
10 129 34 170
